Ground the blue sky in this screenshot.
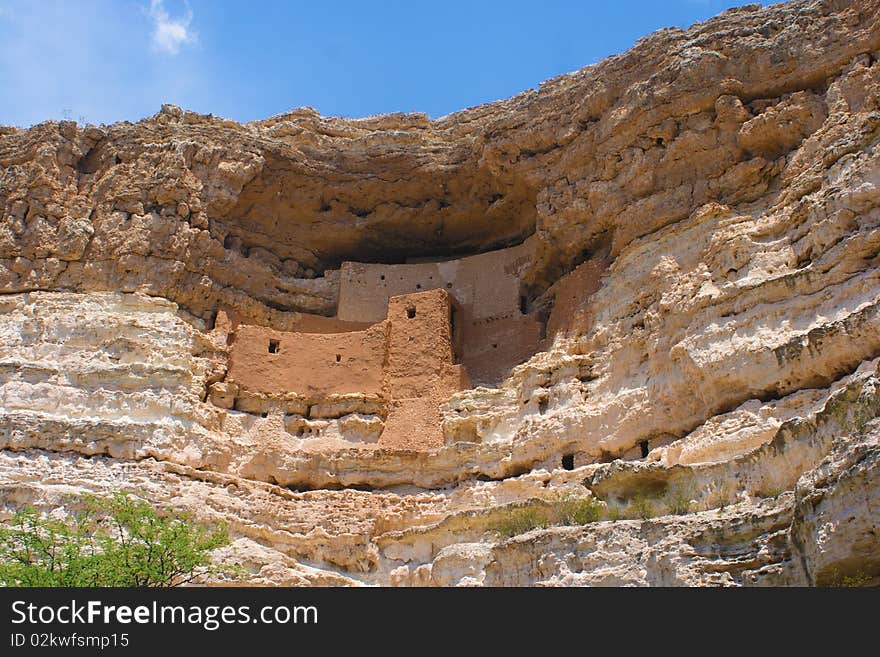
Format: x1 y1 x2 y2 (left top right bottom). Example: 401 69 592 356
0 0 779 127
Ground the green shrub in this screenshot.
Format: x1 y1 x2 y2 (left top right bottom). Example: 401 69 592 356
665 485 693 515
555 493 603 526
629 494 658 520
491 492 605 537
0 492 230 587
825 568 872 587
755 484 784 498
839 572 872 587
491 505 552 537
603 505 621 521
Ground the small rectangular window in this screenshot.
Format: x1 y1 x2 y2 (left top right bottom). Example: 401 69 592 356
268 339 280 353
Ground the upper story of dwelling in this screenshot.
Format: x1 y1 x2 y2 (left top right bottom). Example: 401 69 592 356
336 237 536 325
333 237 541 384
217 236 544 386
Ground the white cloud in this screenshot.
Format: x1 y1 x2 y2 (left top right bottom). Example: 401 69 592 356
0 2 206 127
149 0 195 55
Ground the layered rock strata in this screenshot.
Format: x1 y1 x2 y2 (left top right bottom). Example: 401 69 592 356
1 0 879 586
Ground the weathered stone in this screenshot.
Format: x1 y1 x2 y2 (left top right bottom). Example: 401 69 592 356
1 0 879 586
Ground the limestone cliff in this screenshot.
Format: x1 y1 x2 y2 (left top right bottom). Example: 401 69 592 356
1 0 879 586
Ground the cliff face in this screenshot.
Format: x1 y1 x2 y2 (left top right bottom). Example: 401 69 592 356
1 0 880 586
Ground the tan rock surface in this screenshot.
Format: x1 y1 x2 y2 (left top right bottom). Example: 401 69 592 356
1 0 879 586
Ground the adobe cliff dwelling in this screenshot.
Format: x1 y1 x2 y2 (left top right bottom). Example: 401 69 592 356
207 238 556 450
1 0 879 586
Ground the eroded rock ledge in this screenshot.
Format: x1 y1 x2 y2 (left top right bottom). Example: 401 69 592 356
1 0 879 586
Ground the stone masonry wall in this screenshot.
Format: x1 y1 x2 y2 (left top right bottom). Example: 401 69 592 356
227 323 387 398
337 238 540 384
337 237 535 323
222 289 468 450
